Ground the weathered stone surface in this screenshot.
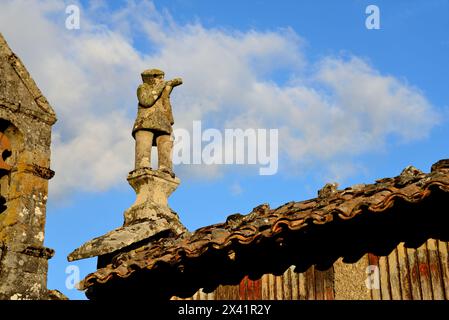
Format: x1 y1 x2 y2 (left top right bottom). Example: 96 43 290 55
334 256 371 300
68 69 187 265
67 219 173 262
133 69 182 176
132 69 181 137
0 32 57 300
68 160 187 262
124 168 181 225
47 289 68 300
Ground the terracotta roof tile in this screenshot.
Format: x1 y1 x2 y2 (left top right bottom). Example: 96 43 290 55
79 160 449 291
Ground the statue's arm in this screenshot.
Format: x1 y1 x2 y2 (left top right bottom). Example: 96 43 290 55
164 78 183 95
137 82 166 107
167 78 183 87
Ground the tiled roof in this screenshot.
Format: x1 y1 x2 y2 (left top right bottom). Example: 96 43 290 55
79 159 449 294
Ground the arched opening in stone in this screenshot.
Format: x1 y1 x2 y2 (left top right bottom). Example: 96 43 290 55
0 119 23 215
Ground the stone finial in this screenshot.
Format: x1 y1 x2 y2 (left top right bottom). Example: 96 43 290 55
395 165 425 187
126 69 185 229
132 68 182 177
68 69 187 263
318 182 339 199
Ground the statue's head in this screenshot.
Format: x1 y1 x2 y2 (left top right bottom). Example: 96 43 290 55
141 69 164 85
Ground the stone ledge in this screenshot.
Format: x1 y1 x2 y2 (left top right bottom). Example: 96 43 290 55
1 242 54 259
127 167 180 182
15 163 55 180
67 218 174 262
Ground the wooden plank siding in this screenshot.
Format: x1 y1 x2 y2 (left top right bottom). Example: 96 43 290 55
368 239 448 300
428 239 445 300
172 265 335 300
438 240 449 299
172 239 449 300
397 243 412 300
378 255 392 300
407 245 422 300
298 271 307 300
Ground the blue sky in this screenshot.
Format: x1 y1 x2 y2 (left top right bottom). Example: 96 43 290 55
0 0 448 300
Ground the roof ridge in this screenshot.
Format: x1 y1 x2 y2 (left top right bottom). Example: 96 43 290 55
78 161 449 292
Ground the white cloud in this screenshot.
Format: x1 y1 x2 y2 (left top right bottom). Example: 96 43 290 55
0 0 440 199
275 56 439 166
51 112 133 192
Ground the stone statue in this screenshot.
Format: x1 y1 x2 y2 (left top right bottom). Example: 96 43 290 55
133 69 182 177
67 68 187 264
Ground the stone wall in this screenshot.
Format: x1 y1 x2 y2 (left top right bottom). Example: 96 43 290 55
0 33 57 300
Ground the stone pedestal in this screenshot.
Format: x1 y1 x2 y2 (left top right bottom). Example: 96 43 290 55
67 168 187 262
124 168 180 227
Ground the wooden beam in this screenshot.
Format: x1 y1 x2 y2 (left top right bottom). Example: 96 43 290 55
438 240 449 300
291 267 299 300
417 242 432 300
314 268 324 300
388 248 402 299
283 267 292 300
299 270 307 300
306 266 316 300
427 239 445 300
378 256 391 300
323 266 335 300
406 246 422 300
397 243 412 300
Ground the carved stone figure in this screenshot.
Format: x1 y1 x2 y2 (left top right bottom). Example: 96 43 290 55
133 69 182 177
68 69 187 264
